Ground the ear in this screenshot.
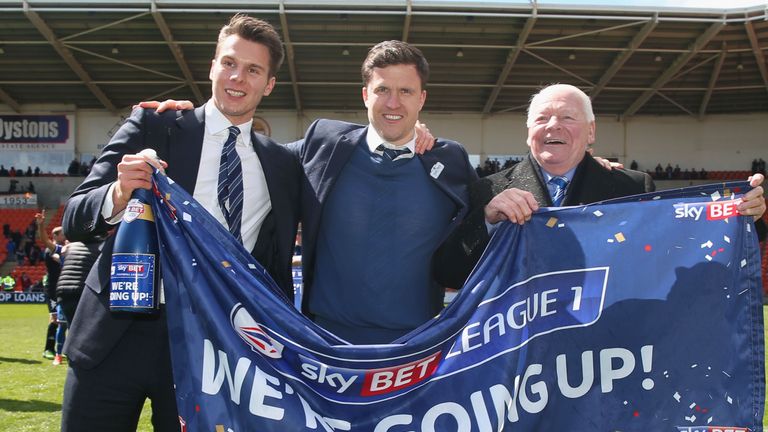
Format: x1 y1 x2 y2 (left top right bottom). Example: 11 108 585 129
362 86 370 107
263 76 276 96
588 121 596 144
209 59 216 81
418 90 426 111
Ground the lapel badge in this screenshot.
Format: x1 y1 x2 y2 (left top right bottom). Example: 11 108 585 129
430 162 445 179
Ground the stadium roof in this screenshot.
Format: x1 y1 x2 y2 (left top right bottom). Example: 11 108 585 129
1 0 767 117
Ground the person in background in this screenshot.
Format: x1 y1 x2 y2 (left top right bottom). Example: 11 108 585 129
36 210 67 361
435 83 766 289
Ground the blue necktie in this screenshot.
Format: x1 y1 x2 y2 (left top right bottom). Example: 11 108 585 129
217 126 244 243
375 144 412 161
549 176 569 206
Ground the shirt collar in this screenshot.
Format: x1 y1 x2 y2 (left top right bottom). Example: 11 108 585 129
540 166 576 183
205 100 252 147
365 125 416 156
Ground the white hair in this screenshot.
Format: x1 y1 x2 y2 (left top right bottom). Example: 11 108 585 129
526 84 595 127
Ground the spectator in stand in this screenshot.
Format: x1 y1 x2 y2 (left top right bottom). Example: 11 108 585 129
665 163 673 179
66 159 80 176
36 210 67 361
8 179 18 193
8 166 16 177
3 274 15 291
0 165 8 176
28 182 35 193
28 244 42 266
630 160 638 170
5 238 15 260
20 273 32 291
34 166 41 176
655 163 663 179
673 164 681 179
3 223 10 239
25 166 32 176
15 245 26 265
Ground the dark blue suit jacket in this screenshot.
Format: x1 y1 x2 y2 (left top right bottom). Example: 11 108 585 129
287 119 478 313
63 105 300 368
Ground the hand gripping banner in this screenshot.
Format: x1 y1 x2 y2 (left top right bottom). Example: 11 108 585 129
150 171 765 432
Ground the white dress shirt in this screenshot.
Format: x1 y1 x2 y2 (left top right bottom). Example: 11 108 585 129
365 125 416 159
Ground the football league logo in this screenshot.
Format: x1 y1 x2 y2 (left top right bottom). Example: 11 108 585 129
230 303 284 359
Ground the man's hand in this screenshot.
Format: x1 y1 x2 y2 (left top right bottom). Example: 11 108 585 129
594 156 623 170
740 173 766 221
484 188 540 225
111 150 167 217
34 209 45 226
413 121 435 154
135 99 194 113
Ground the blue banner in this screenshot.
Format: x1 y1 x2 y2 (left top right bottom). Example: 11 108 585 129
151 173 764 432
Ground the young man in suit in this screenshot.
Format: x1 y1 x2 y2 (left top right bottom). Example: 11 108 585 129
60 15 299 431
289 41 478 344
435 83 766 289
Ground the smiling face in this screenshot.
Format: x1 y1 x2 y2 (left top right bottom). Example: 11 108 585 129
362 64 426 146
526 85 595 175
209 34 276 125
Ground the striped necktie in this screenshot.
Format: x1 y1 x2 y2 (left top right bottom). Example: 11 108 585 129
217 126 244 243
549 176 569 206
375 144 412 161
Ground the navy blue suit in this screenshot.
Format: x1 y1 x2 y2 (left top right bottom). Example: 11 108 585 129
61 105 300 431
288 119 478 322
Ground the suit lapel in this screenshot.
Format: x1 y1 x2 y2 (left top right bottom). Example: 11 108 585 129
418 150 465 211
167 105 206 194
316 127 364 205
503 154 551 206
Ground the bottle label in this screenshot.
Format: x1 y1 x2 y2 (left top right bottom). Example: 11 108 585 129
110 253 157 311
123 198 155 223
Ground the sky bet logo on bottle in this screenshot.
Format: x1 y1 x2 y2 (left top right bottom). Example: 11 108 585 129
673 200 740 221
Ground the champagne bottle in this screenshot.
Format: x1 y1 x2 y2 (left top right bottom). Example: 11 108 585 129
109 154 161 313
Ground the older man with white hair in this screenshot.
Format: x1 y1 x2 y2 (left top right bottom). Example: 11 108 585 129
435 83 766 288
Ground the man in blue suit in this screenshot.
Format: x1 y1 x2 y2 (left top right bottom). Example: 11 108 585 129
289 41 478 344
60 15 299 431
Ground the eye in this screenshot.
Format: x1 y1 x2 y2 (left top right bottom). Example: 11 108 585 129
375 87 389 95
222 59 235 68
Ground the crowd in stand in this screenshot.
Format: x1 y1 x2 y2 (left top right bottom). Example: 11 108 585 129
475 157 523 178
3 221 43 268
0 157 97 180
648 163 708 180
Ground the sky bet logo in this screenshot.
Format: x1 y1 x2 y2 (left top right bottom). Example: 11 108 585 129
674 200 740 221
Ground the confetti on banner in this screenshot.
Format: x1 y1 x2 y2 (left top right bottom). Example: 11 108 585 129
593 210 603 217
183 213 192 222
248 263 257 269
724 235 730 243
685 415 697 423
615 233 626 242
183 200 190 205
674 392 682 402
546 217 558 228
221 261 231 268
689 403 697 409
705 255 713 261
710 191 721 201
740 259 747 268
558 223 565 228
701 240 713 249
607 239 614 243
165 193 171 201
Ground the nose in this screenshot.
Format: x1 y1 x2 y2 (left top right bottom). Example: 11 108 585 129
545 116 562 129
384 92 402 109
229 67 244 82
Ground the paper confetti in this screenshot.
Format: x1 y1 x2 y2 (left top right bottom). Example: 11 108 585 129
723 235 730 243
183 212 192 222
593 210 603 217
673 392 682 402
221 261 231 268
710 191 721 201
740 259 747 268
700 240 713 249
546 217 558 228
614 233 626 242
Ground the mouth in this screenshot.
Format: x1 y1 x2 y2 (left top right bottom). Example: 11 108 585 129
544 138 566 145
225 89 246 98
383 114 403 121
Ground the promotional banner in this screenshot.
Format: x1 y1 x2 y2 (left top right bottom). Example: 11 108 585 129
150 172 764 432
0 114 74 151
0 292 47 304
